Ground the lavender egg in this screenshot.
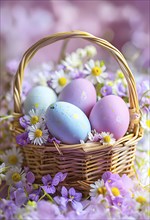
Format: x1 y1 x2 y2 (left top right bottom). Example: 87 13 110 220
58 78 96 116
89 95 130 139
24 86 57 114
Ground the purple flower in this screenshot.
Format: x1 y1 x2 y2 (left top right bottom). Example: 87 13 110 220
137 80 149 99
5 59 19 75
69 70 84 79
41 172 67 194
102 171 112 182
12 188 28 206
54 172 67 182
9 182 28 206
116 82 127 97
102 171 121 183
25 171 35 193
121 174 134 191
0 199 18 220
16 132 30 146
103 174 132 204
37 200 64 220
22 81 32 100
121 197 138 217
106 72 116 81
82 195 111 220
140 96 150 113
29 188 41 202
100 85 112 96
58 186 83 212
88 129 102 142
41 174 56 194
112 196 124 208
54 196 68 211
26 171 35 183
19 116 30 129
48 137 61 144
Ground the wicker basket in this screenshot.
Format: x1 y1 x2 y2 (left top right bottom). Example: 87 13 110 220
12 31 144 191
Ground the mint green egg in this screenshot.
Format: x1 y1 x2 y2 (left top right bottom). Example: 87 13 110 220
23 86 57 114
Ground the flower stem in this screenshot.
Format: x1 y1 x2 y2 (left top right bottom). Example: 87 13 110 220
0 115 13 121
38 188 54 203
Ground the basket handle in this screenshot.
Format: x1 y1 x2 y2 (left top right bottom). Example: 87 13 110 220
13 31 139 115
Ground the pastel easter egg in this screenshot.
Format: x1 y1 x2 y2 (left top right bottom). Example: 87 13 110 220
89 95 130 139
24 86 57 114
45 101 91 144
58 78 96 116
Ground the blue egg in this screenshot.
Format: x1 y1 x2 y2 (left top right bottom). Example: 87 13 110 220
45 102 91 144
24 86 57 114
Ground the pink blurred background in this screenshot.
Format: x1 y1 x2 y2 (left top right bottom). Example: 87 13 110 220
0 0 149 115
0 0 149 67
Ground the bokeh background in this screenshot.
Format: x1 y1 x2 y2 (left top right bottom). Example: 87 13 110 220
0 0 149 147
0 0 150 212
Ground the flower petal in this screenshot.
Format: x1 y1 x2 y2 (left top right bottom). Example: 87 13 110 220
71 200 83 212
26 171 35 184
74 192 82 202
69 187 76 196
61 186 68 198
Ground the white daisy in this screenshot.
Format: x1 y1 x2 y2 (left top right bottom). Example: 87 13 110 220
26 108 45 126
84 59 107 84
50 69 70 93
139 157 150 186
84 45 97 58
88 129 101 142
0 146 23 168
61 52 83 71
31 62 54 86
140 112 150 132
116 70 126 82
28 122 49 145
0 163 6 185
76 48 87 59
100 132 116 146
90 179 106 197
133 189 150 205
5 167 26 185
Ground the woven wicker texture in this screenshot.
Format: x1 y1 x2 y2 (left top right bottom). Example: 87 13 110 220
12 31 144 191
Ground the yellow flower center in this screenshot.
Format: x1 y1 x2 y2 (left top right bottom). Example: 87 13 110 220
136 196 147 204
97 186 107 195
34 103 39 108
8 155 18 165
69 195 74 200
148 168 150 177
31 116 39 125
58 77 67 86
35 129 43 138
118 71 124 79
92 66 102 76
103 135 111 143
108 82 113 86
12 172 21 182
146 119 150 128
111 187 120 197
27 201 37 207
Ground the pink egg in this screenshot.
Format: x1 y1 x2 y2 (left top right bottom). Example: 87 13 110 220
89 95 130 139
58 78 96 116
